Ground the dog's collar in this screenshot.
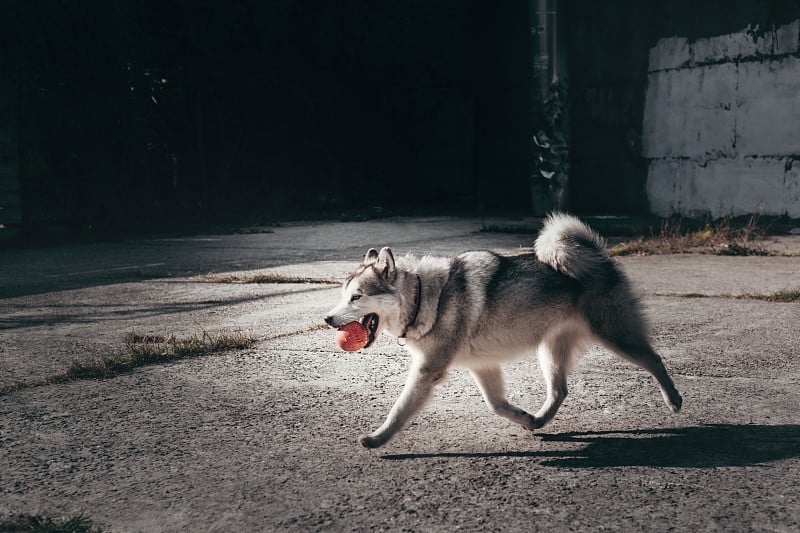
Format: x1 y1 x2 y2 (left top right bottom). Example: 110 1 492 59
397 274 421 346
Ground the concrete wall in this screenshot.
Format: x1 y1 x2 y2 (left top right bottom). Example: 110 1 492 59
644 20 800 218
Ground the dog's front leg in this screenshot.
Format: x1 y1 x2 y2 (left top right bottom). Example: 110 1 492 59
360 358 448 449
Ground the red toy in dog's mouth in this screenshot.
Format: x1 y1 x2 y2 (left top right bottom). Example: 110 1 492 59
336 314 378 351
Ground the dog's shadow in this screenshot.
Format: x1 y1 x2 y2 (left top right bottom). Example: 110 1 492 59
382 424 800 468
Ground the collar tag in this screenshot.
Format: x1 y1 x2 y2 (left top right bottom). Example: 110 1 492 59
397 337 407 347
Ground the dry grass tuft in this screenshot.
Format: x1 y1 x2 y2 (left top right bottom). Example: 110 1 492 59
122 333 166 344
49 330 257 384
657 288 800 303
738 288 800 303
128 330 256 360
609 216 767 256
194 273 339 285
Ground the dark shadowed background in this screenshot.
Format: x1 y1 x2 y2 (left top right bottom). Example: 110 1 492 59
1 1 798 238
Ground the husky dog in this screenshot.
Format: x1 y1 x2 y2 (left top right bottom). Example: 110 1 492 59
324 213 682 448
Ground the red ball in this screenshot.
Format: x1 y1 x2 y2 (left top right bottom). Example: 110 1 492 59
336 321 369 351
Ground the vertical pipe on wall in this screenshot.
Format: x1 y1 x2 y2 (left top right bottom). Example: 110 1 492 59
530 0 569 215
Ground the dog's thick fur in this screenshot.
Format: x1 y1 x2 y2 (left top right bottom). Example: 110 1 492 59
325 213 682 448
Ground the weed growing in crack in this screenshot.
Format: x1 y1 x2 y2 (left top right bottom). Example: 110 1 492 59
656 288 800 303
713 241 771 256
126 330 256 361
739 288 800 303
50 330 257 385
609 215 767 256
0 513 101 533
194 273 339 285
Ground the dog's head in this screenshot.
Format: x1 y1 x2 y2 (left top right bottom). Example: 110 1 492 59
324 247 403 348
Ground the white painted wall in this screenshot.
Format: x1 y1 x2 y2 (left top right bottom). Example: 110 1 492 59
643 20 800 218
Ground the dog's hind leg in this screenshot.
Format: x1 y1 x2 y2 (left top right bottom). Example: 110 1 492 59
584 288 683 413
533 329 585 428
599 335 683 413
470 366 538 430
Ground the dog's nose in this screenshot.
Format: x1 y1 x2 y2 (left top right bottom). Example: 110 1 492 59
324 315 334 326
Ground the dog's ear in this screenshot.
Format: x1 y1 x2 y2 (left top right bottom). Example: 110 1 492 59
377 247 396 282
363 248 379 266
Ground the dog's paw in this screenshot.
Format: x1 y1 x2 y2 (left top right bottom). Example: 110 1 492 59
663 388 683 413
519 413 541 431
668 392 683 413
358 434 383 449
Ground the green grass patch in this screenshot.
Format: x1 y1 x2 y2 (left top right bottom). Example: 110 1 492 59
194 273 339 285
0 513 100 533
609 216 768 256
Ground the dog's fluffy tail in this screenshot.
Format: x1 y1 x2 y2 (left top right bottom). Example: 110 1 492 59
534 212 609 281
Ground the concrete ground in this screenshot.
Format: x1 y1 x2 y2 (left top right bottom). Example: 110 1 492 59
1 217 799 532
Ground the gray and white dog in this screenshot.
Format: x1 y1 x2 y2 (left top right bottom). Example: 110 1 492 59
325 213 682 448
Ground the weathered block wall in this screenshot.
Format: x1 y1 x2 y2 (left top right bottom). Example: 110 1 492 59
644 20 800 218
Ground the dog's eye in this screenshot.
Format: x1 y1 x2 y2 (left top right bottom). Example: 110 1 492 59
350 294 362 302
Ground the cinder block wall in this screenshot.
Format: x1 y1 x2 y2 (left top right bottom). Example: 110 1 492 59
643 21 800 218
